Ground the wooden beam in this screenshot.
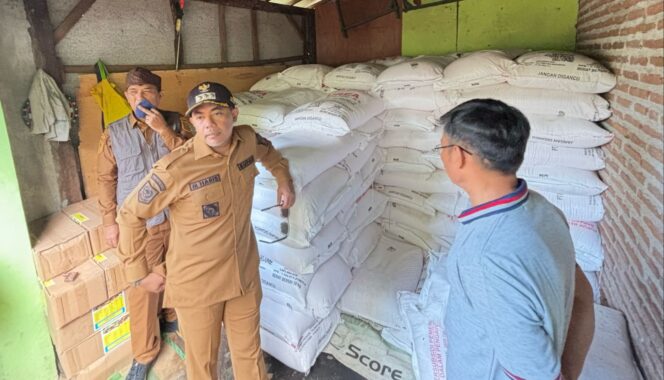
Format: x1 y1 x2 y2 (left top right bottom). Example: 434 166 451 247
193 0 313 15
53 0 96 44
302 11 316 63
285 14 304 40
63 55 305 73
251 10 259 61
23 0 64 84
218 4 227 62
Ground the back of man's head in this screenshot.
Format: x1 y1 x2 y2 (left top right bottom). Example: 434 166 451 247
440 99 530 174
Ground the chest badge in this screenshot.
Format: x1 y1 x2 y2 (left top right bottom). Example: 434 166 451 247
202 202 220 219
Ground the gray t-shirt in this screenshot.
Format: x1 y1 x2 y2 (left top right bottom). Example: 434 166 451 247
445 180 575 380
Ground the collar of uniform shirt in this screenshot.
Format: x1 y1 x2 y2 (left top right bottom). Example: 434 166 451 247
193 127 245 160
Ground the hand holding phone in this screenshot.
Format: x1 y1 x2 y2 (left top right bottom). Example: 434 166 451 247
135 98 155 119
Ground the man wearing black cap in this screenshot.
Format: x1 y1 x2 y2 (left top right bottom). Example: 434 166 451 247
116 81 295 380
97 67 192 380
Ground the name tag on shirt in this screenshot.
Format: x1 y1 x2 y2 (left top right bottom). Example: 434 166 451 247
189 174 221 191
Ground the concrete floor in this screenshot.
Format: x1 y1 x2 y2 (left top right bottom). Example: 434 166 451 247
105 330 364 380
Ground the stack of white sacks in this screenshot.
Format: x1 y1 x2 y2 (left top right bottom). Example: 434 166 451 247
239 64 390 373
240 51 616 377
434 50 615 302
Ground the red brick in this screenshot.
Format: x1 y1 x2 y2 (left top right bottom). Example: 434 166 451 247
646 144 664 162
630 56 649 66
649 90 664 104
632 218 652 247
616 95 633 108
641 73 664 85
628 86 652 101
635 103 650 116
627 39 643 49
639 120 664 140
649 56 664 67
644 38 664 49
643 215 663 244
647 1 664 16
640 158 664 182
646 182 664 202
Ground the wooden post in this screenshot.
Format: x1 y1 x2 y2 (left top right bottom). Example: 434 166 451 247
23 0 64 85
22 0 83 203
302 11 316 63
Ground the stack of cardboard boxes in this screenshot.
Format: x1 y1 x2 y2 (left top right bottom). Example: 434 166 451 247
30 198 133 379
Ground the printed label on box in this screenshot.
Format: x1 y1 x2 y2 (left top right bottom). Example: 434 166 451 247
93 254 108 263
70 212 89 224
101 317 131 353
92 292 127 331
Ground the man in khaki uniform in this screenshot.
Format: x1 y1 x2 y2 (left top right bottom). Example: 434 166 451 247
117 82 295 380
97 68 193 379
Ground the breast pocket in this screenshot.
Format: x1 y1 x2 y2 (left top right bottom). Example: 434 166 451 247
115 147 146 176
240 165 259 188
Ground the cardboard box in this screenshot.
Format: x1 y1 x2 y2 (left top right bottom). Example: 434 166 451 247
72 339 132 380
43 260 108 329
94 249 129 296
59 314 131 379
48 292 128 354
63 197 111 255
30 212 92 280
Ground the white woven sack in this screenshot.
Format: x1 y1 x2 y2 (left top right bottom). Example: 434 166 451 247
250 73 292 92
236 89 324 133
376 57 447 87
278 64 333 90
306 255 353 318
233 90 269 106
383 147 440 173
371 84 442 111
524 142 606 170
382 222 442 253
258 218 347 275
376 170 458 194
569 220 604 272
323 63 386 91
526 114 614 148
519 166 608 196
262 254 352 319
437 84 612 121
380 109 437 132
509 51 617 93
374 184 437 216
436 50 515 90
256 129 364 190
260 307 340 373
338 222 382 269
379 126 443 151
339 235 424 329
535 190 604 222
284 90 385 136
425 191 471 216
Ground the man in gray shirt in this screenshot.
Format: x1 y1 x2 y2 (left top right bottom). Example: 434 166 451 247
437 99 594 379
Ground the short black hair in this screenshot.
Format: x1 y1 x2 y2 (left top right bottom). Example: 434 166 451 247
439 99 530 174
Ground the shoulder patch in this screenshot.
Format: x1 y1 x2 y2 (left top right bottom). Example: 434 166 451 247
138 182 158 204
237 155 255 171
255 133 271 147
151 174 166 191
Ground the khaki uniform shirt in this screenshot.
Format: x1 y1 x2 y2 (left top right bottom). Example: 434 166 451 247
116 125 292 308
97 113 194 227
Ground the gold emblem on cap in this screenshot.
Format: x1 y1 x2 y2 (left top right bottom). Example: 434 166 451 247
198 83 211 92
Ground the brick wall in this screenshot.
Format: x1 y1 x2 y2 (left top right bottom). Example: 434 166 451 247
576 0 663 378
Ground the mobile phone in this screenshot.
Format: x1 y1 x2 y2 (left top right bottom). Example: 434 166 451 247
134 98 155 119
